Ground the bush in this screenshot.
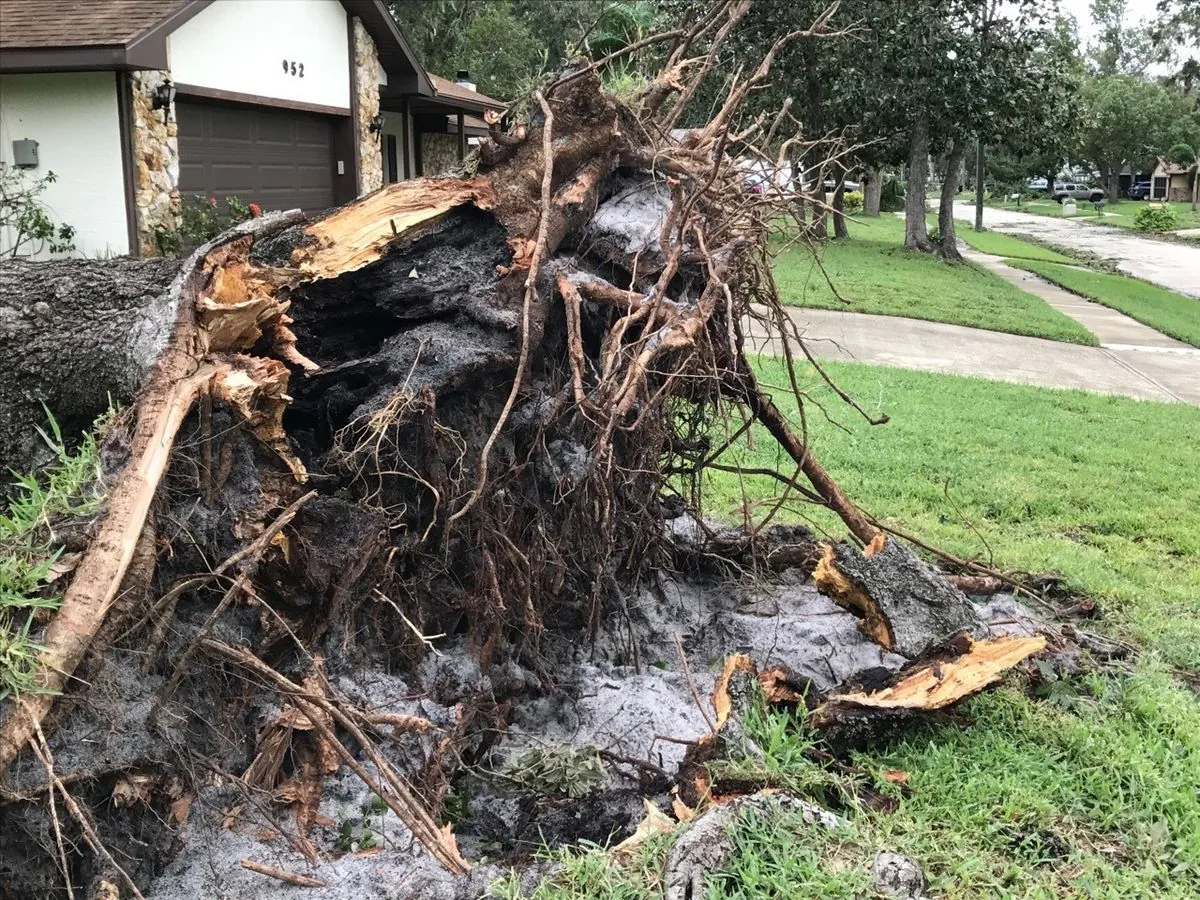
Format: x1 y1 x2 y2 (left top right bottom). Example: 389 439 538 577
880 178 905 212
843 190 864 215
157 194 264 256
0 165 76 257
1133 204 1179 233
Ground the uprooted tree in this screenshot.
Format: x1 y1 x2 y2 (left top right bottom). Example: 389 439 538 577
0 3 1045 895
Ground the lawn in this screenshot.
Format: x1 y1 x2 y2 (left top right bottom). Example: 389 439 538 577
501 360 1200 899
951 224 1077 263
775 215 1098 345
1006 260 1200 348
989 197 1200 234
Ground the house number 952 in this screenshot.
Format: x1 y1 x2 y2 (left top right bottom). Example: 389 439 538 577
282 60 305 78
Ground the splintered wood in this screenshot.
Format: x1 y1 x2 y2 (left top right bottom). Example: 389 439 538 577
295 178 497 279
823 634 1047 713
813 534 988 659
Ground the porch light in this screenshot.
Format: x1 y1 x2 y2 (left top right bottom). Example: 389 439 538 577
369 113 385 135
151 79 175 125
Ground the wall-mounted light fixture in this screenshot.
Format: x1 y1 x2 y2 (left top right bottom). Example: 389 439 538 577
369 113 385 135
151 79 176 125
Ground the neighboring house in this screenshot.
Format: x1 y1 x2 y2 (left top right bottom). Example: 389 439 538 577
0 0 503 258
1149 159 1192 202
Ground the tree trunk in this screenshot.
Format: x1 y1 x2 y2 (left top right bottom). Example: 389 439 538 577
810 165 828 240
973 140 985 232
938 142 966 261
864 166 882 216
0 256 182 475
1191 164 1198 212
831 173 848 239
904 114 933 251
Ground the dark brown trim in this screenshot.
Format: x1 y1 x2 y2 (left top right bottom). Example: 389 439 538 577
345 11 362 196
0 1 215 72
342 0 433 97
401 96 411 179
457 112 466 163
0 46 137 73
114 70 140 257
173 83 351 117
124 0 215 68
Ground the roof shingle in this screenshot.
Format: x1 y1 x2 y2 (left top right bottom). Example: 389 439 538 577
429 73 504 109
0 0 187 49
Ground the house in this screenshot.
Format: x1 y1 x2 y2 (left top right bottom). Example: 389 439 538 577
0 0 504 258
1150 159 1192 202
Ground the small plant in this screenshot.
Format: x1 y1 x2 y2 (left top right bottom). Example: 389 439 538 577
0 165 77 257
1133 203 1179 233
1 409 108 699
505 744 605 798
842 190 864 215
174 194 264 253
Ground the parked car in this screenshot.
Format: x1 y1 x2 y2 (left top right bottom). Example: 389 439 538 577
1027 177 1049 192
1127 181 1153 200
1052 182 1106 203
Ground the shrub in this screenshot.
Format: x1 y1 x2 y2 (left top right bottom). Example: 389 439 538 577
880 178 905 212
843 190 864 215
163 194 265 256
0 165 76 257
1133 204 1179 233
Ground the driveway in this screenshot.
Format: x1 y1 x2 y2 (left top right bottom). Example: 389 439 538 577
953 202 1200 298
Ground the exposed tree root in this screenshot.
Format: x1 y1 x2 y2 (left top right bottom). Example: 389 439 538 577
0 5 1049 894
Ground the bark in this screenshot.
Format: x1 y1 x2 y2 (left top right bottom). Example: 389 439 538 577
0 256 180 475
810 170 828 240
938 142 966 261
864 166 882 217
973 140 985 232
831 174 848 239
812 534 987 659
904 114 933 251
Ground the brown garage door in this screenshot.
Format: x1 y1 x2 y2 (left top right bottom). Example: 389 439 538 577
177 100 337 214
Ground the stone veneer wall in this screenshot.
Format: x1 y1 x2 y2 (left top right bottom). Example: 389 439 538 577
352 18 382 195
421 133 461 176
129 71 180 256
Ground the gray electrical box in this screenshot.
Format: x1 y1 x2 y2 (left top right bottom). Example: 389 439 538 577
12 139 39 168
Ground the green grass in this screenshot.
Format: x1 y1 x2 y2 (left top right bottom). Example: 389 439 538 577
1004 260 1200 348
0 410 106 699
775 215 1098 345
489 361 1200 899
951 225 1077 264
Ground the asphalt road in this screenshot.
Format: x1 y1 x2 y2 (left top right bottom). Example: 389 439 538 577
953 202 1200 298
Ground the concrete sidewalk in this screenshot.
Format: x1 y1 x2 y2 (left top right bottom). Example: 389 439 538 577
745 307 1200 405
953 202 1200 298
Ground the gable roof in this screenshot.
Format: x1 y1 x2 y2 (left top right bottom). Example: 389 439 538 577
0 0 187 49
0 0 200 70
0 0 430 93
429 74 505 110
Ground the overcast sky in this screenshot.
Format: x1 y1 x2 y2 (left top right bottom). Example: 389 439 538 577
1054 0 1198 74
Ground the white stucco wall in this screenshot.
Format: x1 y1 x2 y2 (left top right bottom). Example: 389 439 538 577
0 72 129 258
169 0 351 110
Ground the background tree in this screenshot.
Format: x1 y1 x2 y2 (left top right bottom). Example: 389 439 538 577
1079 74 1198 197
1088 0 1156 75
388 0 616 97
